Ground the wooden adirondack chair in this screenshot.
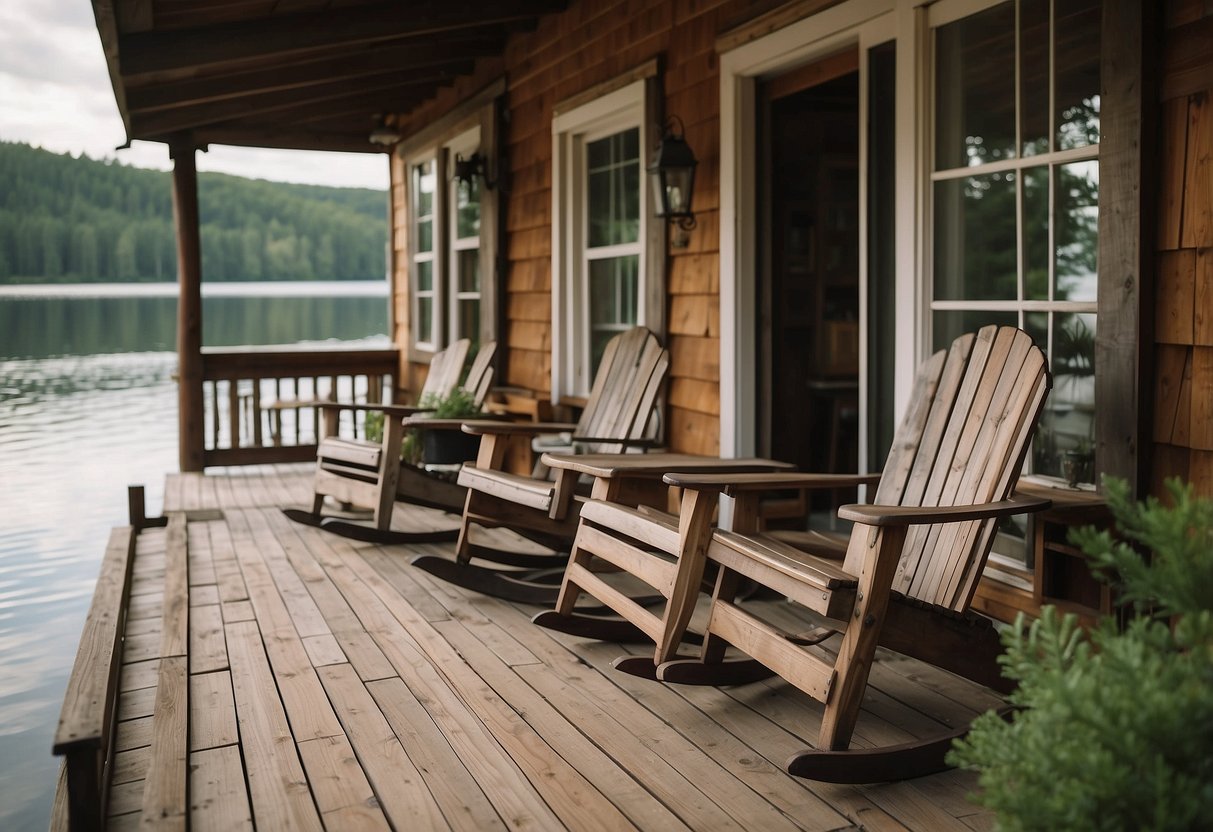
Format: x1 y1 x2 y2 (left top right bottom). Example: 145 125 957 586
411 326 671 604
283 339 497 543
536 325 1052 782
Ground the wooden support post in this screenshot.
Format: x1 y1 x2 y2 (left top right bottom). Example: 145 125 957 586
1097 0 1159 498
170 136 205 472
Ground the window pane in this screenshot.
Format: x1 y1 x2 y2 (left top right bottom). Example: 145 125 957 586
1035 313 1096 482
1023 166 1049 300
589 254 639 371
457 299 480 347
458 248 480 293
1055 160 1099 302
414 160 435 253
416 259 432 292
456 176 480 239
1019 0 1050 156
1055 0 1101 151
932 309 1018 351
417 297 433 344
934 1 1016 170
933 173 1018 301
587 128 640 247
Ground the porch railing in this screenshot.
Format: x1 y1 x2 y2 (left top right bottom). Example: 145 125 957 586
198 345 398 467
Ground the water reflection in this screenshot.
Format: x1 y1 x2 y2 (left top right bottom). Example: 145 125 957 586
0 293 388 359
0 288 387 830
0 352 177 831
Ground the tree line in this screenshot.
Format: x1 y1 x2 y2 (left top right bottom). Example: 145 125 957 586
0 140 387 283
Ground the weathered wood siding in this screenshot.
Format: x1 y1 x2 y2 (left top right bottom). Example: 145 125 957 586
1153 0 1213 497
389 0 823 452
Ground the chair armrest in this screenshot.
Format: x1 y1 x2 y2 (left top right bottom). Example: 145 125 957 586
836 494 1052 527
570 435 664 448
317 401 434 418
662 471 882 494
399 414 512 430
460 420 579 436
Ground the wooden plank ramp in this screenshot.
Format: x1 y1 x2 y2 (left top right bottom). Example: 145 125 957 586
62 465 1001 830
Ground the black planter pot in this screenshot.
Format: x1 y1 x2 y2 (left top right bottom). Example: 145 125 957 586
421 429 481 465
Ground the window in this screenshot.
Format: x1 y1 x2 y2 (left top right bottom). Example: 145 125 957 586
404 125 493 355
447 130 482 350
552 76 661 398
410 157 438 349
930 0 1101 485
585 128 641 371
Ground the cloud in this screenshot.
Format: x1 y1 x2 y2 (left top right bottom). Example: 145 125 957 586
0 1 389 190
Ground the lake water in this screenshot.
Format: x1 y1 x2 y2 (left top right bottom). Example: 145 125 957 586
0 282 389 830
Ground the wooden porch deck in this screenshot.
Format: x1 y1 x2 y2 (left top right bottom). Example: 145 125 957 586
97 464 1000 831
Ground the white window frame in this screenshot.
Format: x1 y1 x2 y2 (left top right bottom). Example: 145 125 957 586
445 126 483 346
409 152 440 352
552 79 654 400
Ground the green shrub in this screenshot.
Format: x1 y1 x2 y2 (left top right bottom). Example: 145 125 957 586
948 478 1213 832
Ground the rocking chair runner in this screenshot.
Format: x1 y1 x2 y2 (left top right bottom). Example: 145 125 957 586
537 325 1052 782
284 339 497 543
411 326 673 604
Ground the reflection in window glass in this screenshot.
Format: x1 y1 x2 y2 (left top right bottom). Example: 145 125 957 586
587 129 640 247
1055 161 1099 302
1022 166 1049 300
1055 0 1102 151
933 173 1018 302
934 1 1016 171
417 260 433 292
1033 313 1096 480
414 161 435 252
457 249 480 294
932 310 1018 352
458 299 479 349
456 176 480 240
1019 0 1050 156
588 255 638 371
417 297 433 345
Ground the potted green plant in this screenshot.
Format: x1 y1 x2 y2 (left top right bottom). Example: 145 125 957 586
408 386 484 466
948 477 1213 830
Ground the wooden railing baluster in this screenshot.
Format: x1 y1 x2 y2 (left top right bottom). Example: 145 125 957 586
195 346 397 467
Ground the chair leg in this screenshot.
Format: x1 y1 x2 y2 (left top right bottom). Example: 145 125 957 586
700 565 741 665
817 524 906 751
554 542 591 615
654 567 776 687
455 491 477 565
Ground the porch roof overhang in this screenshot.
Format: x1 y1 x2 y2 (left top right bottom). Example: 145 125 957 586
91 0 566 155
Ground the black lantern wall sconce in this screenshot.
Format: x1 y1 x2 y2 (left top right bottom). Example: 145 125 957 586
452 151 496 190
648 116 697 247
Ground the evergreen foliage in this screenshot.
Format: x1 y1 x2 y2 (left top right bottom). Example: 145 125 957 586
948 478 1213 831
0 140 386 283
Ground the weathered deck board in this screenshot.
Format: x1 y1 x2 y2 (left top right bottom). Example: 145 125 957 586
77 466 1010 830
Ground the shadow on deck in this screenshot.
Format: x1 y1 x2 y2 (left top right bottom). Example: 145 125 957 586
57 465 1000 831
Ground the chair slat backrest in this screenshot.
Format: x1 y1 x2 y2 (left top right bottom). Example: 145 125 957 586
419 338 472 402
576 327 670 454
848 326 1050 613
463 342 498 406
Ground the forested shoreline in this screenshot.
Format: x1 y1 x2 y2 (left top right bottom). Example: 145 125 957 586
0 140 387 283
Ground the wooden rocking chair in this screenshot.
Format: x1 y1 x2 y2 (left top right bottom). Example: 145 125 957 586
411 326 672 604
536 325 1052 782
283 339 497 544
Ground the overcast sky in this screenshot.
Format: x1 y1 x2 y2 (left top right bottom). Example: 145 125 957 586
0 1 389 190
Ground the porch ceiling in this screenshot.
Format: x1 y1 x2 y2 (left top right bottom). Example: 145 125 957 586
91 0 566 154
